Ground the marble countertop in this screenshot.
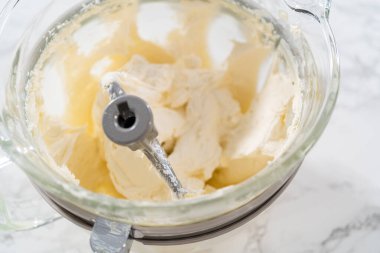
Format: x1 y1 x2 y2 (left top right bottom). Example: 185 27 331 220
1 0 380 252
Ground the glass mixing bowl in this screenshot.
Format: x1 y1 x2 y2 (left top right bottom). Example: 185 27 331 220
0 0 339 251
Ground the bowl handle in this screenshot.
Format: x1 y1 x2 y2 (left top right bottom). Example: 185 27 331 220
0 150 61 232
284 0 332 20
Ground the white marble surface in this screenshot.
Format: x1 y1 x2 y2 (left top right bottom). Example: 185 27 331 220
1 0 380 252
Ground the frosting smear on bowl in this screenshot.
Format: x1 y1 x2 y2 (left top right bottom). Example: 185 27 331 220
27 0 302 201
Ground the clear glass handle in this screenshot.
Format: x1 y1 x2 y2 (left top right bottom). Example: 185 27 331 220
0 149 61 232
284 0 332 20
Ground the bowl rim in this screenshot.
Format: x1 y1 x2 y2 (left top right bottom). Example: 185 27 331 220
0 0 340 226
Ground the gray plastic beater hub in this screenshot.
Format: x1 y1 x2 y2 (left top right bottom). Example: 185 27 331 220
102 95 158 151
